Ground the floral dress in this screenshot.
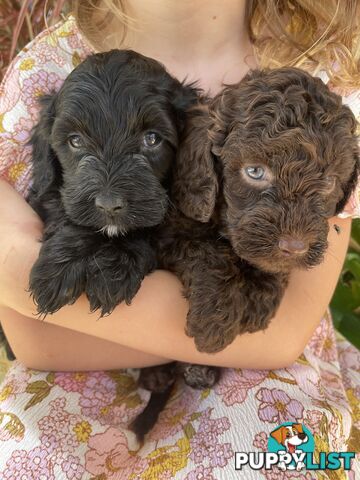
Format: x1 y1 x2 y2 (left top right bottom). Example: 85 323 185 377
0 16 359 480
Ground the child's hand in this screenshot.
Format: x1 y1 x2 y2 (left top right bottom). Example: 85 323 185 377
0 179 42 315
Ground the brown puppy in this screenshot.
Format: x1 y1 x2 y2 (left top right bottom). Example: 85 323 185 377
166 67 359 353
132 67 359 441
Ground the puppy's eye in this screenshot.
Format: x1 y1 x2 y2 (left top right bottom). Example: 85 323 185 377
324 175 336 192
143 132 162 148
245 166 265 180
68 135 84 149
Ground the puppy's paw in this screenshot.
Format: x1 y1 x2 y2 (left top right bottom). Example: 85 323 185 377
238 312 272 334
238 292 278 335
186 309 238 354
138 363 177 393
178 363 221 389
86 244 156 315
192 332 232 354
29 257 86 315
86 271 142 316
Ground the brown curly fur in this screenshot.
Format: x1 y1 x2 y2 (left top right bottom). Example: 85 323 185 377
132 67 359 441
165 67 359 354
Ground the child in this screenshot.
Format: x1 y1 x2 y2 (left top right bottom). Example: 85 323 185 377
0 1 359 477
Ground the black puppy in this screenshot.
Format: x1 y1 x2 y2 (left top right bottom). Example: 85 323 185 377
27 49 197 316
0 50 197 359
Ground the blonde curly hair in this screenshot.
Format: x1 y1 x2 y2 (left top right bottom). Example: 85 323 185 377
73 0 360 89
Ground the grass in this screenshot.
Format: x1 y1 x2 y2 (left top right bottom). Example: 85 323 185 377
331 219 360 349
1 1 360 349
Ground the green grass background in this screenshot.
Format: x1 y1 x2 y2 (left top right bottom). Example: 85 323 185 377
330 219 360 349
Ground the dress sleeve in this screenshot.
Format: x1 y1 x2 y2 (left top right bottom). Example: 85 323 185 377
0 16 93 198
337 88 360 219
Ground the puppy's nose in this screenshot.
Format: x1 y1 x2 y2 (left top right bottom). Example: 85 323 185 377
278 237 308 255
298 432 306 440
95 195 126 215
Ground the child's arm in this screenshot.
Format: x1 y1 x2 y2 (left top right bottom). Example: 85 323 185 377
0 307 172 371
0 179 351 370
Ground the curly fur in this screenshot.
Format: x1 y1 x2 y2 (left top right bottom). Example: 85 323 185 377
134 67 359 441
26 49 198 317
1 49 198 359
169 67 359 353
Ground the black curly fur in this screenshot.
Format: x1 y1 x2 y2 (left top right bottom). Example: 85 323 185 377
1 49 198 359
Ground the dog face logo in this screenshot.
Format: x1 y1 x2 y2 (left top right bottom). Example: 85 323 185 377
270 423 308 454
268 422 314 471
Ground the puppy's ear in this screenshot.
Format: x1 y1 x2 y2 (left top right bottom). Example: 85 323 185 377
172 106 218 222
170 81 200 128
333 106 360 215
30 93 62 198
335 149 360 215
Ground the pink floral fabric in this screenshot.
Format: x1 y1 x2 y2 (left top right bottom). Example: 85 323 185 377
0 16 359 479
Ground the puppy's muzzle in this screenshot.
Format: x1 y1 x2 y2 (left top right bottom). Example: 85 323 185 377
278 236 309 256
95 194 127 217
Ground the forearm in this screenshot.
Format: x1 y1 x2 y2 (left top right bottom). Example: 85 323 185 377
0 179 350 369
2 217 350 370
0 307 170 371
0 264 332 370
46 217 348 370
